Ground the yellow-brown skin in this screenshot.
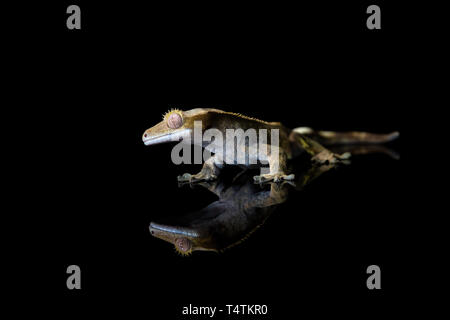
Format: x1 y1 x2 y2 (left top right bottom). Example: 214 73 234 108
142 108 398 183
142 108 306 184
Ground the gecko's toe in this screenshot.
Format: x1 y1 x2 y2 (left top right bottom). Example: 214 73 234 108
255 173 295 184
253 175 266 184
179 173 218 186
177 173 192 183
274 174 295 183
339 152 352 160
273 176 282 183
283 174 295 181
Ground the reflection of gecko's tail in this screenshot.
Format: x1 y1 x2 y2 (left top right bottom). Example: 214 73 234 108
293 127 399 145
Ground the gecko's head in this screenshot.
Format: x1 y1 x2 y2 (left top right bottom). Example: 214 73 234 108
142 109 190 146
142 109 211 146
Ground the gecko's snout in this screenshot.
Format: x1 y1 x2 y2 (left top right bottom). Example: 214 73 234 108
150 222 197 255
142 131 153 144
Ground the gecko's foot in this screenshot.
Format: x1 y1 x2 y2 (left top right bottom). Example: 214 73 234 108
177 173 193 183
253 173 295 184
177 172 218 185
312 150 351 165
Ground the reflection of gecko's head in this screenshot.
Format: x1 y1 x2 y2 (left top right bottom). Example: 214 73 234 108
149 222 212 256
142 109 213 146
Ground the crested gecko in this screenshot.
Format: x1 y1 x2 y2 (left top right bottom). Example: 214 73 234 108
142 108 399 184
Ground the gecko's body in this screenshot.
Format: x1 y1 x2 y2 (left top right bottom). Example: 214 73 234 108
142 108 399 183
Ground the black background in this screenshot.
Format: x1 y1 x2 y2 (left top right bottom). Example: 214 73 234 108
14 1 415 318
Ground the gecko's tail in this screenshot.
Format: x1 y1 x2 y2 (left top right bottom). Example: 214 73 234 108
293 127 399 146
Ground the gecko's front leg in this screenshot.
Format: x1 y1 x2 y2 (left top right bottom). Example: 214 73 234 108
253 149 295 184
178 155 223 184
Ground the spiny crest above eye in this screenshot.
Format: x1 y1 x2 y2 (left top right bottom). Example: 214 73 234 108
174 246 192 256
163 108 183 121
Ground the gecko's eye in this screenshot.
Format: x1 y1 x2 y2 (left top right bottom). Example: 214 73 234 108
167 113 183 129
175 237 192 254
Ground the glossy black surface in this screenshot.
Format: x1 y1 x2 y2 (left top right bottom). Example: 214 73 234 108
20 1 412 318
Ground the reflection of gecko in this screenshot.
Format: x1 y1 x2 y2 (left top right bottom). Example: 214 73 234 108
142 108 399 184
150 162 335 255
150 170 287 255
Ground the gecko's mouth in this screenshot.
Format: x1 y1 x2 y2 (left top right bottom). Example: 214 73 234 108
143 134 174 146
143 129 191 146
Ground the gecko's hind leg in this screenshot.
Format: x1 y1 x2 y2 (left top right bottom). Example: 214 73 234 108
178 155 223 185
311 149 351 165
293 132 350 165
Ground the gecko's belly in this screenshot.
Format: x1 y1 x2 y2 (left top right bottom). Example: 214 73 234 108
205 140 273 167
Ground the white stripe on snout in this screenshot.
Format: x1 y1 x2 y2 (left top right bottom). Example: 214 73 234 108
150 223 199 238
143 129 191 146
